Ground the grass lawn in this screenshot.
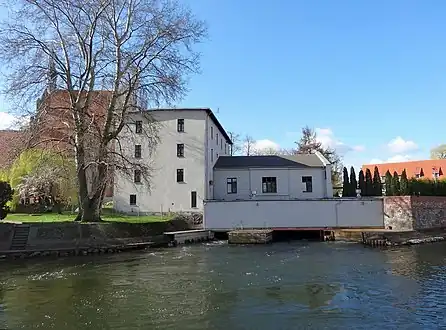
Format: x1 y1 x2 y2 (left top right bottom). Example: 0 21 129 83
5 209 173 223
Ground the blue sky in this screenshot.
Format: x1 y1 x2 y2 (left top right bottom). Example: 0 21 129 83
1 0 446 170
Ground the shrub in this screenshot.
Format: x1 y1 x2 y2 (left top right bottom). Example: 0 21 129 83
0 181 14 220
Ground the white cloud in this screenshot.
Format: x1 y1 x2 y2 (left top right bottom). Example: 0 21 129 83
387 136 418 154
368 154 412 164
0 112 16 129
315 127 365 154
253 139 279 151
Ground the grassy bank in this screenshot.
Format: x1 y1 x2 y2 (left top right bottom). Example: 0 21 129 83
5 209 173 223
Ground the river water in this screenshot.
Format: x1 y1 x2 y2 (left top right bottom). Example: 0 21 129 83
0 241 445 329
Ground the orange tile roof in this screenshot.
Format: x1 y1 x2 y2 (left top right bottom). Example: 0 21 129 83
362 159 446 179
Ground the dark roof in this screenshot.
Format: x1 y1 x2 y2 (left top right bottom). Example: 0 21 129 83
146 108 232 144
214 154 326 169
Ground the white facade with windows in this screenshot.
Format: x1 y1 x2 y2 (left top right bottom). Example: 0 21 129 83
204 154 386 231
211 153 333 201
113 108 231 214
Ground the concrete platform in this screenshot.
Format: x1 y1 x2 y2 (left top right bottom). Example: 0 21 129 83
228 229 273 244
163 229 214 245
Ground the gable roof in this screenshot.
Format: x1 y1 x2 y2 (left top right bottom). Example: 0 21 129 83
145 108 232 144
214 154 327 169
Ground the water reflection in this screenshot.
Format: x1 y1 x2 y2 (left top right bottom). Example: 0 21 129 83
0 242 445 329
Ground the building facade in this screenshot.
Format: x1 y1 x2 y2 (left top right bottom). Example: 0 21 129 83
362 159 446 181
113 108 232 214
211 153 333 201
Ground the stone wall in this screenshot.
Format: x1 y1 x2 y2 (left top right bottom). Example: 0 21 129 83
0 219 191 252
384 196 414 230
384 196 446 231
0 223 15 250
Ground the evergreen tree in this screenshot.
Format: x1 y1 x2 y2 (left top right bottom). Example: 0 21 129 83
385 170 393 195
350 166 357 196
365 168 373 196
391 171 401 196
358 169 366 196
372 166 382 196
342 167 350 197
400 169 409 195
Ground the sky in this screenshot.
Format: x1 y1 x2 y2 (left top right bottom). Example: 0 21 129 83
1 0 446 170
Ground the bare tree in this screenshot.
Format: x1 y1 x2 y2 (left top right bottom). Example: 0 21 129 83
252 147 292 156
430 144 446 159
228 131 241 155
293 126 343 186
0 0 206 221
243 135 256 156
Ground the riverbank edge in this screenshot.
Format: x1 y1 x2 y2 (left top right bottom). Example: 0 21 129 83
0 218 203 260
336 228 446 247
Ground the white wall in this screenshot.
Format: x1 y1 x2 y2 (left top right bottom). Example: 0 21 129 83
114 110 207 213
204 199 384 230
205 115 230 200
213 167 331 200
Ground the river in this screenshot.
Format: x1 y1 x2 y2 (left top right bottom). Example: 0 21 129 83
0 241 445 329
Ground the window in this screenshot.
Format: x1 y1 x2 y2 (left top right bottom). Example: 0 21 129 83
191 191 197 208
177 119 184 132
210 126 213 139
262 177 277 193
134 145 141 158
134 169 141 183
227 178 237 194
135 120 142 134
224 144 227 154
216 133 219 145
130 194 137 205
210 148 213 162
177 169 184 182
302 176 313 192
221 139 223 150
177 144 184 157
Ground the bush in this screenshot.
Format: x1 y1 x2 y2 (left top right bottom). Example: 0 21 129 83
0 181 14 220
409 178 446 196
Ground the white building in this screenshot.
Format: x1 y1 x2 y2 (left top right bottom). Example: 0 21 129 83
113 108 232 214
204 153 384 231
212 152 333 200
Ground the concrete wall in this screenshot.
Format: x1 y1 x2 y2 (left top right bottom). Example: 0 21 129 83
205 115 230 201
213 167 331 201
0 224 15 250
204 199 384 230
384 196 446 231
0 220 191 252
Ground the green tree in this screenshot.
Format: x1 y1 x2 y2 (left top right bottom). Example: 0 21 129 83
365 168 373 196
391 171 401 196
0 181 13 220
372 166 382 196
430 144 446 159
7 149 77 210
385 170 393 195
350 166 357 196
358 169 366 196
400 169 409 195
342 167 350 197
0 0 206 222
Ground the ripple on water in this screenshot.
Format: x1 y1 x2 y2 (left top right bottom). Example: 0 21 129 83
0 242 445 329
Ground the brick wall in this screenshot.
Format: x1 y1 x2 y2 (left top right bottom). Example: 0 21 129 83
384 196 446 231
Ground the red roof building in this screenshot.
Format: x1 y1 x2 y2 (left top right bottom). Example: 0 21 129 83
362 159 446 181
